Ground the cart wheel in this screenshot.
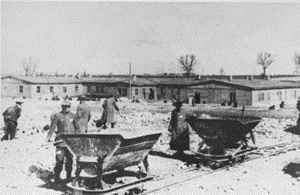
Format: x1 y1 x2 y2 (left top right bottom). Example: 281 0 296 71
202 160 209 167
210 162 220 169
130 188 142 195
231 158 236 165
238 156 245 162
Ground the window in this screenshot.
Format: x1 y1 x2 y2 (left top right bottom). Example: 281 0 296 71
135 88 138 95
118 88 127 97
96 86 100 93
177 88 181 95
87 86 91 93
160 87 165 97
258 92 264 101
37 86 41 93
294 90 297 99
101 86 104 93
143 88 146 99
267 92 271 101
75 85 79 93
63 86 67 93
276 91 282 99
19 85 23 93
50 86 54 93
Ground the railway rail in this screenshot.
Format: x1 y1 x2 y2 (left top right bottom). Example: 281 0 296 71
63 142 300 195
140 142 300 195
66 142 300 195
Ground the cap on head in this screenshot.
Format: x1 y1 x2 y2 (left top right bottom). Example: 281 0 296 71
15 98 24 105
174 101 183 108
78 95 87 100
61 100 71 107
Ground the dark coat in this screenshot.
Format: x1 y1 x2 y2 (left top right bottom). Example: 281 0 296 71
76 102 91 133
3 105 21 123
103 97 119 124
168 109 190 152
47 111 77 147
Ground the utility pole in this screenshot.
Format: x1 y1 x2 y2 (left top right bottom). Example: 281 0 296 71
129 63 132 99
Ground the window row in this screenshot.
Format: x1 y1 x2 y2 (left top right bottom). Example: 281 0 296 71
19 85 79 93
258 90 298 102
87 86 105 93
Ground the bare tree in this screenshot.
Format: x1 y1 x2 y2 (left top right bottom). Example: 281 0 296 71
257 52 276 76
219 67 225 75
22 57 37 76
294 52 300 74
178 54 198 77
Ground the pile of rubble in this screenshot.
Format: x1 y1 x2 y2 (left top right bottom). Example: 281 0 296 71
1 98 300 194
253 118 300 146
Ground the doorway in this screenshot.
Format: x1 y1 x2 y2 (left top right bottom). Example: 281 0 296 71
194 93 201 104
230 92 236 103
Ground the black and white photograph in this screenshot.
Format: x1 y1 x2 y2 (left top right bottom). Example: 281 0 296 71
1 1 300 194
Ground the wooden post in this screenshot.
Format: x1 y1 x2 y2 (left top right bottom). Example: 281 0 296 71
129 63 132 100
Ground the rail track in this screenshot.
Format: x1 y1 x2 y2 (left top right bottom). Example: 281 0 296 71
140 142 300 195
64 142 300 195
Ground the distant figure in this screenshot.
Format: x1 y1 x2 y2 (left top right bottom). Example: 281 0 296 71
233 101 238 108
221 100 227 106
102 94 119 128
280 101 285 109
168 101 190 155
297 97 300 127
269 105 276 110
191 96 196 107
95 103 107 128
1 99 23 141
75 95 91 133
46 100 77 183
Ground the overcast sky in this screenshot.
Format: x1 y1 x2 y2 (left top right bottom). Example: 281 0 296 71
1 1 300 76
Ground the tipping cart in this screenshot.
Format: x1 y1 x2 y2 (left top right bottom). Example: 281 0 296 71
61 132 161 194
186 114 261 168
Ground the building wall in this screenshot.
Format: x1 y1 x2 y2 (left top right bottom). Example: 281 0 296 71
189 84 236 104
157 86 189 102
1 78 32 98
131 86 157 100
236 90 252 106
30 83 82 98
188 84 254 106
84 83 128 98
84 83 158 100
252 88 300 107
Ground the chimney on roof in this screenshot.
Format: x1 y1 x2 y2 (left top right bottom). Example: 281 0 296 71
197 75 201 80
132 74 137 81
266 75 270 80
248 75 253 81
228 75 232 81
75 73 80 79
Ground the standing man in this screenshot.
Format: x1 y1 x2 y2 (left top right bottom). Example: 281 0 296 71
297 97 300 127
1 99 23 141
76 95 91 133
46 100 77 183
102 94 119 129
168 100 190 156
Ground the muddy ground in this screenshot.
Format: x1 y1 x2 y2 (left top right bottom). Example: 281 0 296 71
0 97 300 195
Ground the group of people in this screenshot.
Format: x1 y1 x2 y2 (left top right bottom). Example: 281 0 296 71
2 94 190 184
45 94 119 183
1 94 120 184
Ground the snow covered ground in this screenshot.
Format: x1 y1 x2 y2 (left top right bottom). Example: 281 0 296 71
1 97 300 195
